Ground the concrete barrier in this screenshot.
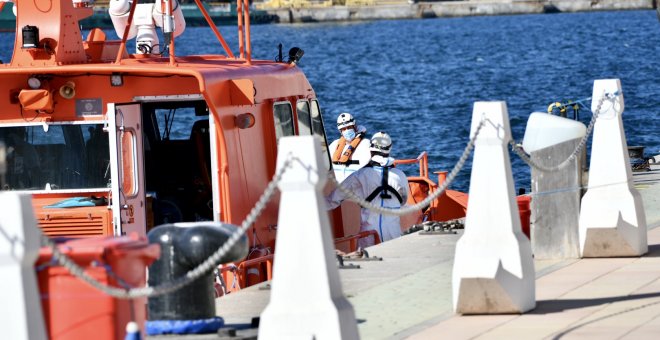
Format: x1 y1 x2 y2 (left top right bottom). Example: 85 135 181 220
579 79 648 257
0 193 47 340
259 136 360 340
452 101 535 314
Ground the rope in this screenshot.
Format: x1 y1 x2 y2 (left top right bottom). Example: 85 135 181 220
40 155 294 299
36 90 624 300
329 120 485 216
510 91 619 172
329 91 622 217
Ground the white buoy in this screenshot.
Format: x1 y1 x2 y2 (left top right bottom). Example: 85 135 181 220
258 136 359 340
579 79 647 257
452 101 536 314
0 193 48 339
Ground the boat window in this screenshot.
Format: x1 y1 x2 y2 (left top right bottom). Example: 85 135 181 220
154 106 208 141
273 102 295 142
0 123 110 191
120 129 137 197
311 100 331 170
296 100 312 136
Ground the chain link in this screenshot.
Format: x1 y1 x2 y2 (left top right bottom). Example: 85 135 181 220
510 91 618 172
329 120 485 216
40 156 294 299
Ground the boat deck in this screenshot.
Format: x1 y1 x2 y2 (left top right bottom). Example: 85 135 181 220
210 161 660 340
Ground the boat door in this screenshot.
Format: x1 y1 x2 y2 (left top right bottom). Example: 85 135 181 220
107 103 146 236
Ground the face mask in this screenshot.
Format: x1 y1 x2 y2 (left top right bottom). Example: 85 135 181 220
342 129 356 142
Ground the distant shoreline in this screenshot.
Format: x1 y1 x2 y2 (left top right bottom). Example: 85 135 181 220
263 0 656 23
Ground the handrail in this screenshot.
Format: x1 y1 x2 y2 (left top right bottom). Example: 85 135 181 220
243 0 252 64
115 0 139 64
193 0 235 58
116 0 237 62
237 0 245 59
220 254 275 286
334 230 381 252
393 151 428 178
166 0 176 66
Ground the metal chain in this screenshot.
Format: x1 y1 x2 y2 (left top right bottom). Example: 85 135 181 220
329 120 486 216
37 92 622 298
510 91 618 172
40 156 294 299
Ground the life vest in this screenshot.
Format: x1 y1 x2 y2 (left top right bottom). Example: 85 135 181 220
332 134 364 165
365 164 404 204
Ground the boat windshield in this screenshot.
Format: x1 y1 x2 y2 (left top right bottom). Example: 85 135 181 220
0 123 110 191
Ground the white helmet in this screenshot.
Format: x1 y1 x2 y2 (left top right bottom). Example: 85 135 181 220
336 112 356 130
370 131 392 155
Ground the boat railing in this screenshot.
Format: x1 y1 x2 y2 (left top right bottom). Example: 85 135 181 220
333 230 381 252
115 0 251 65
393 151 429 178
219 253 274 290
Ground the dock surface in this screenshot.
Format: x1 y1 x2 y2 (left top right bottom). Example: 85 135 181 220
215 162 660 339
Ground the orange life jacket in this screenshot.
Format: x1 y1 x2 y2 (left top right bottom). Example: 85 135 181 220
332 135 363 164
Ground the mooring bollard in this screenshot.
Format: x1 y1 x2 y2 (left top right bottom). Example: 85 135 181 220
452 101 535 314
523 112 587 259
259 136 360 340
146 222 248 335
579 79 648 257
0 193 48 340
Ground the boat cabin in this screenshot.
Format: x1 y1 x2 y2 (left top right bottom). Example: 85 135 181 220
0 0 333 285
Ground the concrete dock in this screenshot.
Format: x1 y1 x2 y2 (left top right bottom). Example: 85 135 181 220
215 160 660 339
265 0 655 24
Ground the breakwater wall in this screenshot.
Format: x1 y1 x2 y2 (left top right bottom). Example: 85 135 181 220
266 0 654 23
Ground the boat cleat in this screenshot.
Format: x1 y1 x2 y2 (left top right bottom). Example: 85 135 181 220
341 248 383 262
335 254 360 269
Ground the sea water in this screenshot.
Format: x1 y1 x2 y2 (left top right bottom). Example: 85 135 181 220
0 10 657 192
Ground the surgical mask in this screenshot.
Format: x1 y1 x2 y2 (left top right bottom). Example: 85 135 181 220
342 129 356 141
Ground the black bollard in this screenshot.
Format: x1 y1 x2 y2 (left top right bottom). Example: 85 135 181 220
146 222 248 335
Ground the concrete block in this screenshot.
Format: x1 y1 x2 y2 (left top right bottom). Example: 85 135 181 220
530 138 584 259
259 136 359 340
0 193 47 340
453 101 536 314
579 79 647 257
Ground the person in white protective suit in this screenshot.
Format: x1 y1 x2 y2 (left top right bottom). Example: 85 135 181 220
327 112 371 183
326 132 409 248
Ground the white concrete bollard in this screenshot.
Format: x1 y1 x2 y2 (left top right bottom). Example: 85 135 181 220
258 136 360 340
452 102 536 314
579 79 647 257
0 193 48 339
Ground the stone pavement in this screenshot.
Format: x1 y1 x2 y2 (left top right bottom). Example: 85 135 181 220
216 164 660 340
407 228 660 340
406 163 660 340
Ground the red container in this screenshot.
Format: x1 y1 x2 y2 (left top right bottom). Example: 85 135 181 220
36 234 160 340
516 195 532 239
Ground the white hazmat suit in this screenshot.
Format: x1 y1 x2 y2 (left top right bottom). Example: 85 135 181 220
326 155 409 248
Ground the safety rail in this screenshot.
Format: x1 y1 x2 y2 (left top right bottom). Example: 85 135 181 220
334 230 381 252
393 151 429 178
115 0 247 64
220 254 274 285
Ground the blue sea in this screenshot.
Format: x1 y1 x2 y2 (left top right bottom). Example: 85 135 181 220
1 10 658 192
